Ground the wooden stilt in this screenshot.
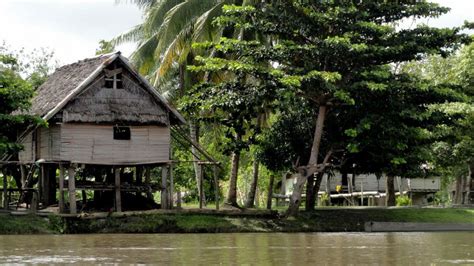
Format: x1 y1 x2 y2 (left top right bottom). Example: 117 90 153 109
59 165 65 213
213 165 219 210
169 164 174 209
279 173 286 206
161 166 168 209
39 164 45 206
115 167 122 212
176 188 182 209
199 166 204 209
68 166 77 214
145 167 153 200
2 169 7 209
20 165 27 189
266 175 275 210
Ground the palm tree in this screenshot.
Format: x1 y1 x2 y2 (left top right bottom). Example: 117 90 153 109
114 0 255 207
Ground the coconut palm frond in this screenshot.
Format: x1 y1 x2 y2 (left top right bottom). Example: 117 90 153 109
193 2 226 43
154 0 222 59
142 0 185 36
112 24 144 46
130 34 160 75
155 22 195 82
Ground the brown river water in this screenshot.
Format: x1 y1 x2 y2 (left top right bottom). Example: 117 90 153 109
0 232 472 265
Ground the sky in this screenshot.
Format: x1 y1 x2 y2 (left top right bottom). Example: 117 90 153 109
0 0 473 66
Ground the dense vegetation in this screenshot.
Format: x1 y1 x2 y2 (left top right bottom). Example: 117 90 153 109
0 1 472 217
112 0 472 215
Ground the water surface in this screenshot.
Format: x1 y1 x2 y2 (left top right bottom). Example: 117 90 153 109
0 232 472 264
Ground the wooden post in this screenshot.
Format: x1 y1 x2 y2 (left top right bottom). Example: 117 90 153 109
39 164 44 206
169 164 174 209
68 166 77 214
145 167 153 200
266 175 275 210
213 164 219 210
176 188 182 209
115 167 122 212
59 165 65 213
279 173 286 206
199 165 204 209
2 169 7 209
161 166 168 209
348 174 354 205
30 191 37 214
20 165 27 188
360 181 364 206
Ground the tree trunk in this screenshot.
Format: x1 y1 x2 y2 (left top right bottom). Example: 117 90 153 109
305 175 315 211
266 175 275 210
190 121 206 205
310 172 324 208
287 105 327 216
226 150 240 207
244 159 259 208
453 175 465 205
465 163 473 204
386 175 396 206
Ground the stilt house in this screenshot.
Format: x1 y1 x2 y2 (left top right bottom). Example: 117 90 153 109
16 52 185 213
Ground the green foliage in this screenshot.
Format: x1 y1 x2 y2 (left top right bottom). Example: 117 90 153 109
190 1 471 182
95 39 115 55
0 45 44 156
396 195 412 206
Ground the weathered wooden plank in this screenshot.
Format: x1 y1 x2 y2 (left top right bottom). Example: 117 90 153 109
68 166 77 214
115 167 122 212
59 124 170 164
59 165 65 213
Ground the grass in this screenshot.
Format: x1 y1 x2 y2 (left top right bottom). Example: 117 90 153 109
0 207 472 234
0 213 54 234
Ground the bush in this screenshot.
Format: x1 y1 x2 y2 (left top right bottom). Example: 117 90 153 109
396 195 412 206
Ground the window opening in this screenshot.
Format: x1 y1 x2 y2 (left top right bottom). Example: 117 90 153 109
105 69 123 89
113 126 131 140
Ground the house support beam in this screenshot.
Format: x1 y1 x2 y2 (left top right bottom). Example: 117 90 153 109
59 165 65 213
169 163 174 209
161 166 168 209
115 167 122 212
68 165 77 214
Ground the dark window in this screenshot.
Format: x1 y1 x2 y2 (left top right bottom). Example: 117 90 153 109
113 126 131 140
105 72 123 89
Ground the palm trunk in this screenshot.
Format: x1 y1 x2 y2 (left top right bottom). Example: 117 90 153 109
190 121 206 205
244 159 259 208
226 150 240 207
386 175 396 206
287 105 327 216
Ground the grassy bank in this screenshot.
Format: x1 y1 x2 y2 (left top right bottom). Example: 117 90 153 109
0 208 472 234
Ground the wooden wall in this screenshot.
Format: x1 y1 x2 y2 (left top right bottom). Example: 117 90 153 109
59 123 170 165
18 126 61 163
18 132 34 163
19 124 170 165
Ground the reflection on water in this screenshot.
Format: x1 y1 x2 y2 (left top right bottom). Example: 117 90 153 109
0 232 472 264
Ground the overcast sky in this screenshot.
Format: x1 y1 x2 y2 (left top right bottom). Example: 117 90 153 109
0 0 473 65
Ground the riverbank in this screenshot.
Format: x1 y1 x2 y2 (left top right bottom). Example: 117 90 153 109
0 207 472 234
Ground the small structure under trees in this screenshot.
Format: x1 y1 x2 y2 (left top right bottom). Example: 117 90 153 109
4 52 187 213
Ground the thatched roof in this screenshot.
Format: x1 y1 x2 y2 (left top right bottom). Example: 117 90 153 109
30 52 185 124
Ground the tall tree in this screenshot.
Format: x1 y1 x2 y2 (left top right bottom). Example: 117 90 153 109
190 1 471 215
402 42 474 204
